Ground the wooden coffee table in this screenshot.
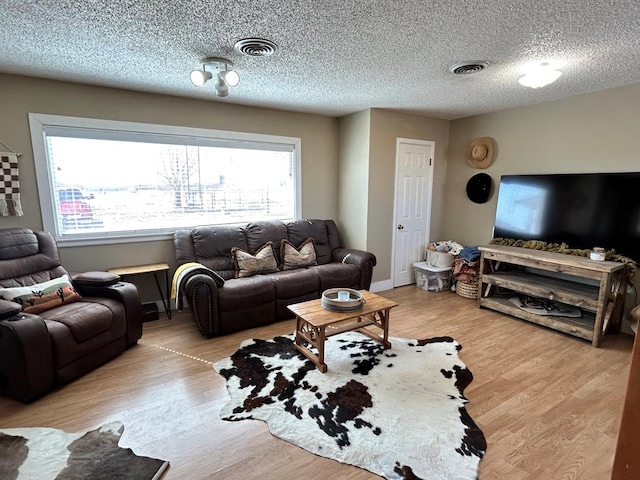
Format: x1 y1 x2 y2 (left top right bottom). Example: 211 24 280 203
288 290 398 373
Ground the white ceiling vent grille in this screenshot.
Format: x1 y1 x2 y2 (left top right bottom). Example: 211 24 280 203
235 38 279 57
449 62 489 75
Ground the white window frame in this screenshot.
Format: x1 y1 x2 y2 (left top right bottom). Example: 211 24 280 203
28 113 302 247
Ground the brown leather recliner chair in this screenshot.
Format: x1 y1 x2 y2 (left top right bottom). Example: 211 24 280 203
0 228 143 403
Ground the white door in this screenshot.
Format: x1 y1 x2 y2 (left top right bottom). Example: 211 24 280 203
392 139 434 287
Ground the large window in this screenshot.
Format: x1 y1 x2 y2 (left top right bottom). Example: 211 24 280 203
29 114 301 245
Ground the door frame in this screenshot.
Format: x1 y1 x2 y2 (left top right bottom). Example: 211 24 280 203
390 138 435 287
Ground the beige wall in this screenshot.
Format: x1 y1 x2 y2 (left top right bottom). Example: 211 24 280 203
0 74 339 301
337 110 370 250
444 83 640 248
8 72 638 300
367 109 450 284
446 83 640 330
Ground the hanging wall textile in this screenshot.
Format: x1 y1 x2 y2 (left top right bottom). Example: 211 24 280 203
0 152 23 216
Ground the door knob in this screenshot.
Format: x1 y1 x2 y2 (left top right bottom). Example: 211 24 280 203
397 224 404 230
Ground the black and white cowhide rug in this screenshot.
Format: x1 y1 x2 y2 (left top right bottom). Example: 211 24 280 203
0 421 169 480
213 331 486 480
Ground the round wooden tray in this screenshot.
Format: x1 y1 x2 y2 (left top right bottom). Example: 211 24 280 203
321 288 364 312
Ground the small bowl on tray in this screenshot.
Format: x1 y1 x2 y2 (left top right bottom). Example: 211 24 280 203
321 288 365 312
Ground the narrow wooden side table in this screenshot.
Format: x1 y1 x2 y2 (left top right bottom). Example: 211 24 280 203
107 263 171 319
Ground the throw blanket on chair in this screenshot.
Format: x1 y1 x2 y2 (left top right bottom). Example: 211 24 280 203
171 262 225 311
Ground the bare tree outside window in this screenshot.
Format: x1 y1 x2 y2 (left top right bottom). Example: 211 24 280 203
157 145 199 209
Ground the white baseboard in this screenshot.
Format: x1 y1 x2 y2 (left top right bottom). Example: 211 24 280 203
370 279 393 292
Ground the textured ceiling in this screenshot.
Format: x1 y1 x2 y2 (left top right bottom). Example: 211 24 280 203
2 1 640 120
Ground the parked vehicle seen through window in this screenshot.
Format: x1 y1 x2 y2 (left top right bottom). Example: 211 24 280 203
56 188 101 229
58 188 94 201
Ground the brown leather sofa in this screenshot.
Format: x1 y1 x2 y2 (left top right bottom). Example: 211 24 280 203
0 228 143 403
173 219 376 336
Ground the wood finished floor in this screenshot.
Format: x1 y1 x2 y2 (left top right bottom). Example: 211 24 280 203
0 286 634 479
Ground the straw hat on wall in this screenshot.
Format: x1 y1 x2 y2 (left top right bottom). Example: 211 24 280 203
466 137 496 169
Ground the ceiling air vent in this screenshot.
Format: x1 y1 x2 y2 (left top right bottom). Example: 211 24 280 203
449 61 489 75
234 38 279 57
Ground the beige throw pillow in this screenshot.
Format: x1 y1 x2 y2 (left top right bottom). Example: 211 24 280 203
232 242 279 278
281 238 318 270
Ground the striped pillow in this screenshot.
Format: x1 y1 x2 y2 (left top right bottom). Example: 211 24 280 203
281 238 318 270
232 242 279 278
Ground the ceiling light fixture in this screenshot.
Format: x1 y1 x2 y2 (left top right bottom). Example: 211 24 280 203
518 62 562 89
190 57 240 96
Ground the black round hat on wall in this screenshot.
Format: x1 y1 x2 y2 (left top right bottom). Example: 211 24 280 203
466 173 492 204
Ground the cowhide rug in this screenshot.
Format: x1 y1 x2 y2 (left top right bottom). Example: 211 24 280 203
0 421 169 480
214 331 486 480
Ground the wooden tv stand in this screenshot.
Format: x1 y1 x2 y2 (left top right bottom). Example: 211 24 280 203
478 245 627 347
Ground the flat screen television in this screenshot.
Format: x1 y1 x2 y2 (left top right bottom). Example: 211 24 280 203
493 172 640 262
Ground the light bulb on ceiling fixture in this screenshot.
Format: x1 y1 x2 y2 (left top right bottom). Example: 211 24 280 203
190 69 213 87
518 63 562 89
219 69 240 87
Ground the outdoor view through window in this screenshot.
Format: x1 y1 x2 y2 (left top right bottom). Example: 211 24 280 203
46 136 295 238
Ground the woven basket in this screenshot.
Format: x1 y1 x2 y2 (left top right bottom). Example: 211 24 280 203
455 278 479 299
